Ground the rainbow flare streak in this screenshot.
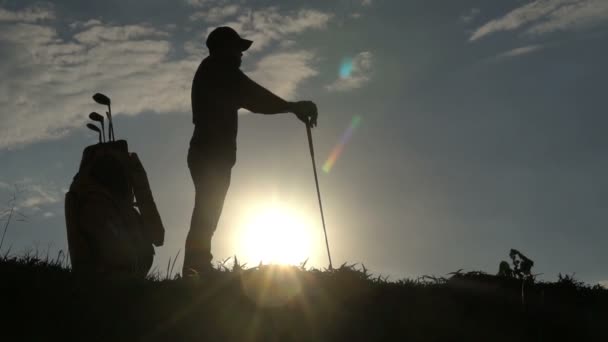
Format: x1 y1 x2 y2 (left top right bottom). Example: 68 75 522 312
322 115 362 173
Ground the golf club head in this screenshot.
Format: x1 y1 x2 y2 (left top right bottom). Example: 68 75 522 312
92 93 111 106
86 123 100 133
88 112 104 122
86 123 102 143
89 112 106 142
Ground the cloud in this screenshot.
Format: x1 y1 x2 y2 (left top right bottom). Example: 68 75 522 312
0 4 55 23
326 51 373 92
43 212 55 218
247 51 318 99
470 0 608 41
0 179 60 213
497 44 544 58
185 0 227 7
69 19 102 29
599 280 608 289
0 3 331 148
0 13 197 149
190 5 240 23
18 183 60 209
73 23 168 44
214 7 332 51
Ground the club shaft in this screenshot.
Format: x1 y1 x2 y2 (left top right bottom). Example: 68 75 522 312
108 106 114 141
306 123 333 269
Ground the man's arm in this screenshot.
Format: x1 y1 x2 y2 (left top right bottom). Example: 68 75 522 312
237 70 289 114
237 71 318 126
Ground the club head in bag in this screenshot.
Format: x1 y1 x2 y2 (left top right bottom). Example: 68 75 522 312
88 112 105 142
92 93 111 106
86 123 102 144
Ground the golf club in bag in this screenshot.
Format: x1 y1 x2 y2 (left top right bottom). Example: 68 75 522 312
89 112 105 143
86 123 102 144
305 119 333 270
93 93 114 142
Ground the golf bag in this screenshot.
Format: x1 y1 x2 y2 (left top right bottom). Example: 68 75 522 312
65 140 164 277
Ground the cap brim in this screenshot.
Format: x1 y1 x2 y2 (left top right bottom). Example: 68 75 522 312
240 39 253 51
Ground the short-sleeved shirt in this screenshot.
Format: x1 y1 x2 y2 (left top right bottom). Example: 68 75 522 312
190 55 287 163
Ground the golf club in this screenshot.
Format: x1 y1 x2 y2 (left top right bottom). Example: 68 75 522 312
86 123 102 144
89 112 105 143
93 93 113 141
305 119 333 270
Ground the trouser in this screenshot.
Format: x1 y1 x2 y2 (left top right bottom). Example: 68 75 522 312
183 146 233 274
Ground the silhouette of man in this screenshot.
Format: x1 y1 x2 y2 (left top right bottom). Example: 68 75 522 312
184 27 318 276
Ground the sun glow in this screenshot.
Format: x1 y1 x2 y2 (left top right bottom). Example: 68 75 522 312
238 205 312 265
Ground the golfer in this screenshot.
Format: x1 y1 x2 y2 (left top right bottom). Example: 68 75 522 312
184 26 318 276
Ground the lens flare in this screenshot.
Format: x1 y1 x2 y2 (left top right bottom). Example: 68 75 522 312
339 57 353 78
323 115 362 173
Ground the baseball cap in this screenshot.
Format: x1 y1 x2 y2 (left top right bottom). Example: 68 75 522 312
206 26 253 52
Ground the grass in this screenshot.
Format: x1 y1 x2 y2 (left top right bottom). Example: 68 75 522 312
1 253 607 342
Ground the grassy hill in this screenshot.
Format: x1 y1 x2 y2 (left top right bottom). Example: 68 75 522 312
1 254 607 341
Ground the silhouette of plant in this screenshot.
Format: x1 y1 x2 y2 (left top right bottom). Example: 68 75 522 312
165 249 181 280
496 249 536 281
418 274 448 285
0 185 27 252
509 249 534 280
556 273 585 289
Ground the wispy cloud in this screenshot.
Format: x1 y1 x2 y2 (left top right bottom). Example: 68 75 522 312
326 51 373 92
213 7 332 52
190 5 240 23
247 51 318 99
185 0 228 8
0 4 55 23
0 179 61 211
19 184 60 209
497 44 544 58
470 0 608 41
73 23 168 44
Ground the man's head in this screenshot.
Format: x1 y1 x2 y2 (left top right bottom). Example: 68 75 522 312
206 26 252 63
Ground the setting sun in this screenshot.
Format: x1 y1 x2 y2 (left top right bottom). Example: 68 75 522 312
238 205 313 265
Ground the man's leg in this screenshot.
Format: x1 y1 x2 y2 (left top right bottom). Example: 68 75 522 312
183 153 231 276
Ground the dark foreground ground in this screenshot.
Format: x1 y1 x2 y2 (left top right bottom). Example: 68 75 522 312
1 255 607 342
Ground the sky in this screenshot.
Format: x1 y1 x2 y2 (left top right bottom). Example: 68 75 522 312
1 0 608 285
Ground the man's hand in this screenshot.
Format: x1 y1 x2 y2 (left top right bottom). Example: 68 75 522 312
289 101 318 127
